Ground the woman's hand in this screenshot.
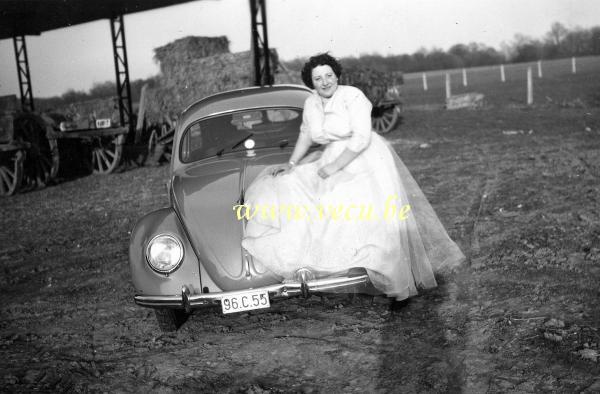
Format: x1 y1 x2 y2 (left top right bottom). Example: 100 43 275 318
317 163 338 179
272 163 294 177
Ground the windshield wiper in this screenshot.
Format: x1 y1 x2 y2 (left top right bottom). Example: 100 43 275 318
216 132 254 157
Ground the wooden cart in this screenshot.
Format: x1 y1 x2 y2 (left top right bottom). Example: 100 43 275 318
146 117 174 166
49 126 128 175
43 96 135 176
341 68 404 134
0 141 26 196
0 113 59 196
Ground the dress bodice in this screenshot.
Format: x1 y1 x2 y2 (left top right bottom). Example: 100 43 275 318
300 85 373 152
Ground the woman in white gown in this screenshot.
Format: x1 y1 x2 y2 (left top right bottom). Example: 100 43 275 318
242 54 465 301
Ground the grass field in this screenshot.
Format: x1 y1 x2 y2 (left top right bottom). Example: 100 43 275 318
403 55 600 108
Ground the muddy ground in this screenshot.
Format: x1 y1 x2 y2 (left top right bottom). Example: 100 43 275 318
1 104 600 393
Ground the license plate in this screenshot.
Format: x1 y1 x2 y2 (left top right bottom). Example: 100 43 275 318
95 118 111 129
221 290 270 314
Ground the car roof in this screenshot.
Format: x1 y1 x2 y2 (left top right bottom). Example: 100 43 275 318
179 84 313 126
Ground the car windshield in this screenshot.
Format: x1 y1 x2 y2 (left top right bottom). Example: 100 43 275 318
180 107 303 162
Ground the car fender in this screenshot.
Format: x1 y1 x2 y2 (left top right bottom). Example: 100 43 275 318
129 207 202 296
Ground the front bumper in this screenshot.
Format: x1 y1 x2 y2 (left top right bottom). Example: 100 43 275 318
134 273 371 311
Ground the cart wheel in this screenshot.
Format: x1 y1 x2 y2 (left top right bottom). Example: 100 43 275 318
163 144 172 162
161 124 173 162
15 114 60 189
371 105 401 134
0 150 24 196
147 128 159 158
91 134 124 174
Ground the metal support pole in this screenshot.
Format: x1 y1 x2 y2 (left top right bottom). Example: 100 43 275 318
249 0 273 86
12 35 34 112
109 15 133 135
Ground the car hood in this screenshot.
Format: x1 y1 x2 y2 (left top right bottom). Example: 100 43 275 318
172 150 289 290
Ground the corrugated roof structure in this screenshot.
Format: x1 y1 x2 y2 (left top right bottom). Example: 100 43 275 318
0 0 202 39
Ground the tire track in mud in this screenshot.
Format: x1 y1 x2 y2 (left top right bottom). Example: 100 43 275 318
447 141 503 392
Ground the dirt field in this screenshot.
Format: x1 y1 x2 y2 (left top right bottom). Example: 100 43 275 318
2 82 600 390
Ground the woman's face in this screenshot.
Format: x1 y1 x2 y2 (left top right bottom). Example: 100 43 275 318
311 65 338 98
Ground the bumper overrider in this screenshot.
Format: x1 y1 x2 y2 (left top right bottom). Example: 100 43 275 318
134 273 371 311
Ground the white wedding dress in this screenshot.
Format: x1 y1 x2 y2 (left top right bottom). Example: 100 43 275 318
241 85 465 300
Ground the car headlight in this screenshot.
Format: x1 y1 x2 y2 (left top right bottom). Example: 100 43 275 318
146 234 184 274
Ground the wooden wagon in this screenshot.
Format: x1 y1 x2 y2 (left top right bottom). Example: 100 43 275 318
341 68 404 134
0 111 59 196
44 97 132 175
0 95 132 196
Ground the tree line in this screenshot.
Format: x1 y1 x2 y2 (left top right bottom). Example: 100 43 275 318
38 21 599 109
283 22 600 73
37 78 159 112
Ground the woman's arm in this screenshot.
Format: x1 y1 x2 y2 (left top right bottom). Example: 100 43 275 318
317 148 361 178
273 104 317 176
318 88 373 178
289 129 313 165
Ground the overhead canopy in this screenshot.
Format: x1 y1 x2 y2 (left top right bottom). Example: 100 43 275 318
0 0 202 40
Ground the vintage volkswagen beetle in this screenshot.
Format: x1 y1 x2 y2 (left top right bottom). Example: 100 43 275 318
129 85 374 331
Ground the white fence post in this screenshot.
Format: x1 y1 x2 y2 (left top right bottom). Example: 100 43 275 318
527 67 533 105
537 60 542 78
445 73 451 99
422 72 428 91
462 68 467 86
572 57 577 74
500 64 506 82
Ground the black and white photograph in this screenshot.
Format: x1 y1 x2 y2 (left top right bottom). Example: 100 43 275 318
0 0 599 392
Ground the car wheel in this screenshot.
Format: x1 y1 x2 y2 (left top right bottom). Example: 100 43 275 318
154 308 189 332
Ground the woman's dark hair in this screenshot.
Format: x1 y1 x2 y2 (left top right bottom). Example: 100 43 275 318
300 53 343 89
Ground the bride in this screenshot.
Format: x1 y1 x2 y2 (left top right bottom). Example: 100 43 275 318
241 53 465 301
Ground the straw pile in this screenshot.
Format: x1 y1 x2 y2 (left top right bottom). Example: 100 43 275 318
153 36 230 75
144 35 289 123
144 50 256 123
0 95 18 114
274 62 302 85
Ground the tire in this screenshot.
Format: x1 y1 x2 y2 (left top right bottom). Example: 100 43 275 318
154 308 189 332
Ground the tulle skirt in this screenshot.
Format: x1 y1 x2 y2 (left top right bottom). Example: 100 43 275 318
241 132 465 300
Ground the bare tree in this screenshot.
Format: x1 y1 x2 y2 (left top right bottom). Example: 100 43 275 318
547 22 568 46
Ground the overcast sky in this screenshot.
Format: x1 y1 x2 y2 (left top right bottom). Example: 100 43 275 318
0 0 597 97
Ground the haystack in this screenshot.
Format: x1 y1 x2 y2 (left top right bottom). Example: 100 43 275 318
144 51 252 123
0 95 18 114
153 36 230 75
144 45 288 123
